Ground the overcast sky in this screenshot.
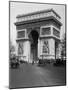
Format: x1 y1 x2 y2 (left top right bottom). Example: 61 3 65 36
10 2 65 46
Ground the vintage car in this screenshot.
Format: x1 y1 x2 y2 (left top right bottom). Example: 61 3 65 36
53 58 66 66
10 55 20 68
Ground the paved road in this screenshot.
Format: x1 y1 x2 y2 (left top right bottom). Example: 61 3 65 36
9 63 66 88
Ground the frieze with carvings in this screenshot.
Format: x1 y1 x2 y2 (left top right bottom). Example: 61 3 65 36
17 31 25 38
17 11 60 22
41 27 51 36
53 28 60 38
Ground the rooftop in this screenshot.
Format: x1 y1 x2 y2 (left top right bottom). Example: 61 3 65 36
16 9 61 19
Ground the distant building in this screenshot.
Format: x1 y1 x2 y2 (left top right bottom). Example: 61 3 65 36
15 9 62 63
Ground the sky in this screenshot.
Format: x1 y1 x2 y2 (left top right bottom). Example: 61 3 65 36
10 1 65 46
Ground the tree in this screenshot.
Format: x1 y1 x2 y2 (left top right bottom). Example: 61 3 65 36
10 41 16 56
61 33 66 60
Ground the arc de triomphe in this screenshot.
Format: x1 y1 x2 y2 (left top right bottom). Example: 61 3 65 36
15 9 62 63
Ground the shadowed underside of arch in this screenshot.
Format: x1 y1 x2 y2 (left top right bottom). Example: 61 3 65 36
29 30 39 62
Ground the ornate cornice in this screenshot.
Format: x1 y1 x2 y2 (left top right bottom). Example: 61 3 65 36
15 9 62 26
15 16 62 26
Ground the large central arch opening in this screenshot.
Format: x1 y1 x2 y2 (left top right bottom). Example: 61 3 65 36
29 30 39 62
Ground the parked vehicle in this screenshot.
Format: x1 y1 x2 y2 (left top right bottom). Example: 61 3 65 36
20 60 27 64
38 59 46 66
53 58 66 66
10 55 20 68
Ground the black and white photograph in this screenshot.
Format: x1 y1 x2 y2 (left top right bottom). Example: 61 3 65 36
9 1 66 89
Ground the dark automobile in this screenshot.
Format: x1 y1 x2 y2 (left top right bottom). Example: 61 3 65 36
38 59 46 66
10 55 20 68
20 60 27 64
53 58 66 66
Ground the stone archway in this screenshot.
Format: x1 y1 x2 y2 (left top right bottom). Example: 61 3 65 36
28 30 39 62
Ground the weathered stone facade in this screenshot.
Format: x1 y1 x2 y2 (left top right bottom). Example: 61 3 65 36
15 9 62 63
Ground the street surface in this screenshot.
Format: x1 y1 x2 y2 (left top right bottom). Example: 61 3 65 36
9 63 66 88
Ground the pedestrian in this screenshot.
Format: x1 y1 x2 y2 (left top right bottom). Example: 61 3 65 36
32 61 34 65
